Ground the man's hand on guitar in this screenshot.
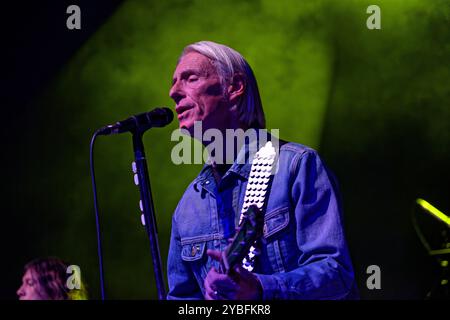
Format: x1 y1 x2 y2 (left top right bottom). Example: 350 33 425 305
204 249 263 300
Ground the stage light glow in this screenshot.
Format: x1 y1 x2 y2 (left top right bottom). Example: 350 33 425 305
416 198 450 227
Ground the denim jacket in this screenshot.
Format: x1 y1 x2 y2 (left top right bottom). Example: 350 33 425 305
167 139 357 300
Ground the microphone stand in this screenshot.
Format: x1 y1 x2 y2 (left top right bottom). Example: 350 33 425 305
131 129 166 300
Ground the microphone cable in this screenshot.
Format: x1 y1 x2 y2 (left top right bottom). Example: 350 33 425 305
90 130 106 300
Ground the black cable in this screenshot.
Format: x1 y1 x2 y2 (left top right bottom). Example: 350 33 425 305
90 131 106 300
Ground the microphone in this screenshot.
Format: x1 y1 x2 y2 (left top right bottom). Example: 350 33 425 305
97 107 174 135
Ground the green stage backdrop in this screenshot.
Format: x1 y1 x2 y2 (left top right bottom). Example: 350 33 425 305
17 0 449 299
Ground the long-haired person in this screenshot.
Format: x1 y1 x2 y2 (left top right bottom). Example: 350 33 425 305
17 257 88 300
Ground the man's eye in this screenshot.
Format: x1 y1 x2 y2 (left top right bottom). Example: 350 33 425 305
26 279 35 286
187 76 199 82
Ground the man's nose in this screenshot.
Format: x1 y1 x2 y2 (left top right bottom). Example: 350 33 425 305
17 285 24 297
169 81 185 104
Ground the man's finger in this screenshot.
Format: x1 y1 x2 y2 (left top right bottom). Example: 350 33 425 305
204 291 214 300
204 287 224 300
206 249 222 261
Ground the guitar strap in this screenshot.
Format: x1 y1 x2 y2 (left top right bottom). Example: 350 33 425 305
239 140 278 272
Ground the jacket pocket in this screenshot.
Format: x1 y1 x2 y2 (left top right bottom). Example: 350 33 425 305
180 237 208 262
263 206 290 239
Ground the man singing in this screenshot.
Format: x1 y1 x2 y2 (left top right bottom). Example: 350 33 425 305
167 41 357 300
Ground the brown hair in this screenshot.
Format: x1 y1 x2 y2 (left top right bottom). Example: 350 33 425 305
24 257 87 300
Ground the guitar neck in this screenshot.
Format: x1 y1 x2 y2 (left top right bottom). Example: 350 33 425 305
219 205 263 274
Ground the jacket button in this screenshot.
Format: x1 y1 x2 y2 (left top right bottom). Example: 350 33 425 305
191 245 197 256
263 224 268 236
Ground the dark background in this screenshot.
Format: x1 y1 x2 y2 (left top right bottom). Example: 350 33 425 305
2 0 449 299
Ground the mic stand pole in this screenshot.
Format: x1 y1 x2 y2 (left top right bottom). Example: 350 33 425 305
131 130 166 300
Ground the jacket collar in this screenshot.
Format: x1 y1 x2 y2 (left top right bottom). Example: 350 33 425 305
194 129 276 183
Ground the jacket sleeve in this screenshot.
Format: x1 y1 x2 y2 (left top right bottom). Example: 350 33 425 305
256 150 357 300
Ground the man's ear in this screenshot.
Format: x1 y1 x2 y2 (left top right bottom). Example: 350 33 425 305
227 73 245 104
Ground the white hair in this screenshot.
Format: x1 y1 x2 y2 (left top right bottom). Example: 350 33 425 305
181 41 266 129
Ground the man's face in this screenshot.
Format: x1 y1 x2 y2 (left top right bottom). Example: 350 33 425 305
169 52 231 135
17 269 46 300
